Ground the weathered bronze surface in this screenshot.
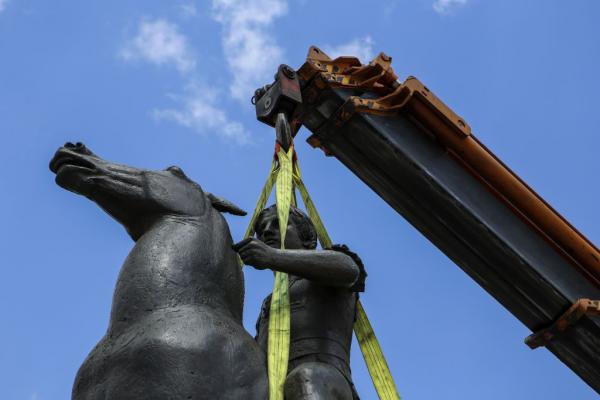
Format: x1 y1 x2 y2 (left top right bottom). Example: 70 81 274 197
234 205 366 400
50 142 267 400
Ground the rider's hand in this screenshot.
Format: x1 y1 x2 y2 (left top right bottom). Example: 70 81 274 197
232 238 275 270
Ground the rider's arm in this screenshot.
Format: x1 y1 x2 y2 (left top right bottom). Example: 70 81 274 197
234 238 359 288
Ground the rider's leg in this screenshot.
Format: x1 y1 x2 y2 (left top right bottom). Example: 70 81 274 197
284 361 353 400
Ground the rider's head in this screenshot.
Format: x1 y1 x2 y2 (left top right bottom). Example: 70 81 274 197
254 204 317 250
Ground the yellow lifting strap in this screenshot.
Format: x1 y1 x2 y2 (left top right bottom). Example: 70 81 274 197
243 146 400 400
243 147 295 400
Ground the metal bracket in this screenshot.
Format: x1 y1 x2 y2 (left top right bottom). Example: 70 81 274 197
253 64 302 128
525 298 600 349
298 46 399 92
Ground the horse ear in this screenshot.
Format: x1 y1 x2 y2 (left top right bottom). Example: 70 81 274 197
206 193 247 216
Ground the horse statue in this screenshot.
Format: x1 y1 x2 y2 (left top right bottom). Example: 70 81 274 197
49 142 267 400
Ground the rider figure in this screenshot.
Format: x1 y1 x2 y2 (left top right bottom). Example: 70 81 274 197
234 204 366 399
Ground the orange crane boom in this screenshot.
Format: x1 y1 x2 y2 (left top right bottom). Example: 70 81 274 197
253 46 600 393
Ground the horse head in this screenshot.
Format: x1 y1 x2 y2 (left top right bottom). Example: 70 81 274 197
49 142 246 240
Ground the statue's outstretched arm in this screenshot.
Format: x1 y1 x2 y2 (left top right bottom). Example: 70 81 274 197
233 238 359 288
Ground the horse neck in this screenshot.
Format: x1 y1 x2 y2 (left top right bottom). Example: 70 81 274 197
108 212 244 334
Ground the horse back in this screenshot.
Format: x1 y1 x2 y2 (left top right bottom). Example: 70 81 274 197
73 305 267 400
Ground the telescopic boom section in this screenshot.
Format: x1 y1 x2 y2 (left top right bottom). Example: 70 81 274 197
253 46 600 394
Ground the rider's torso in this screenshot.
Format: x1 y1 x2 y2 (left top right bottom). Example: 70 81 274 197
255 275 358 367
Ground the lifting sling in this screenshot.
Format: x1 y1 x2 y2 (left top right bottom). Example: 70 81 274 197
242 122 400 400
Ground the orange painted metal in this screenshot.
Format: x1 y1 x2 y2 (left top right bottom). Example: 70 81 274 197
299 46 600 287
401 79 600 287
298 46 399 92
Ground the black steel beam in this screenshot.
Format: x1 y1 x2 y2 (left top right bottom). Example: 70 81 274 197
301 87 600 393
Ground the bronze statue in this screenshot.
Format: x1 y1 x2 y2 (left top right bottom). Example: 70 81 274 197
234 204 366 399
49 142 267 400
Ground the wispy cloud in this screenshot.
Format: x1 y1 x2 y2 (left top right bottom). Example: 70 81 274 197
323 36 375 64
30 393 39 400
120 19 196 73
179 3 198 18
433 0 468 14
211 0 288 102
120 17 248 144
153 83 249 144
0 0 9 13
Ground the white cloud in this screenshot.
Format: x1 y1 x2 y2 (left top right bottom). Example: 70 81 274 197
120 18 248 144
323 36 375 64
30 393 39 400
179 3 198 18
0 0 8 13
433 0 468 14
153 83 250 144
120 19 196 73
211 0 288 102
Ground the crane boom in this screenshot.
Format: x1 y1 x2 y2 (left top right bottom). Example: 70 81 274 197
253 46 600 393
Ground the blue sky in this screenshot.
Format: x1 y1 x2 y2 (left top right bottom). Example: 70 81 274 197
1 1 599 399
